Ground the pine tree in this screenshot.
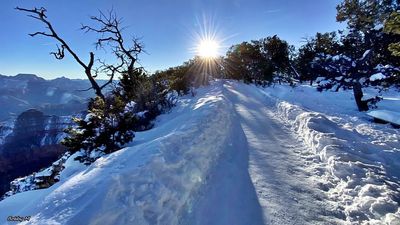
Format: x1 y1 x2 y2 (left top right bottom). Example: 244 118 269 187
62 96 138 162
296 32 341 84
225 41 272 84
384 11 400 56
336 0 397 34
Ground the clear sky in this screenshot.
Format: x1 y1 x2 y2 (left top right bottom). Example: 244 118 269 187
0 0 345 79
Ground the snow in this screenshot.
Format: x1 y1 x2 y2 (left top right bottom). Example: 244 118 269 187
335 76 343 81
367 110 400 126
83 113 94 122
0 152 85 223
318 80 330 86
361 49 371 60
34 168 53 178
40 116 73 146
166 91 179 105
332 55 340 61
123 101 136 113
0 119 13 145
374 24 384 30
257 83 400 224
315 77 325 83
0 80 399 225
332 54 351 62
46 87 56 97
136 110 148 118
370 73 386 81
0 81 237 225
220 82 342 224
3 153 72 198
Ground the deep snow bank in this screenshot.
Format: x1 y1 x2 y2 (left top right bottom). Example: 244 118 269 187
259 85 400 224
0 81 235 225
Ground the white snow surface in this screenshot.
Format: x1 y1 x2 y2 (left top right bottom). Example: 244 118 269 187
367 110 400 126
0 80 399 225
370 73 387 81
259 83 400 224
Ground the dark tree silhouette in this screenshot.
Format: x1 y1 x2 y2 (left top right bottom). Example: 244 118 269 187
81 10 144 87
16 7 144 100
16 7 105 99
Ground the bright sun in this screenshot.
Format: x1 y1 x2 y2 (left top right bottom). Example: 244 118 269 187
196 39 220 58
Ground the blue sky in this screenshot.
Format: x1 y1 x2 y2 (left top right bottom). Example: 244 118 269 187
0 0 345 79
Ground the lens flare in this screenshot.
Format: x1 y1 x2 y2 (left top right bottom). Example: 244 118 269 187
189 14 225 59
196 39 220 58
186 14 234 86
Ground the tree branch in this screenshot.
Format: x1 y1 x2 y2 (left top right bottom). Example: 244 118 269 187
16 6 105 99
16 6 144 99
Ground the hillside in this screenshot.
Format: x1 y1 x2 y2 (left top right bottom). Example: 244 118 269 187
0 74 99 121
0 80 398 225
0 73 100 198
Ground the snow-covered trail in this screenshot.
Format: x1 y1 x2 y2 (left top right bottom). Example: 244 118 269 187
222 81 342 224
6 80 397 224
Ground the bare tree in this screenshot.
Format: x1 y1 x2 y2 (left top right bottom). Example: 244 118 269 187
81 9 144 86
16 7 143 100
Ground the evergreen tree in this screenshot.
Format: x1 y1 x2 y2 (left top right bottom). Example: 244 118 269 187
225 41 273 84
259 35 291 74
384 11 400 56
336 0 397 34
153 65 191 96
296 32 341 84
62 96 137 163
336 0 399 61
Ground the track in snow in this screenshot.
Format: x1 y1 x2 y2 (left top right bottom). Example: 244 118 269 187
200 81 343 225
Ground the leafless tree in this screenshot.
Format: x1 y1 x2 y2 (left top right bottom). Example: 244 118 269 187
16 7 143 100
81 9 144 86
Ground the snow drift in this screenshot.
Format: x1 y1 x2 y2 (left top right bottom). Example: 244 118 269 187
262 85 400 224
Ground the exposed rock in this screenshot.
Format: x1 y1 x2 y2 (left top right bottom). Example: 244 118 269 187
3 152 71 198
0 122 13 145
0 109 76 197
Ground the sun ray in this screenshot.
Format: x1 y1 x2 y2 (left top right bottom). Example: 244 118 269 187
189 14 223 58
196 38 220 58
184 14 234 86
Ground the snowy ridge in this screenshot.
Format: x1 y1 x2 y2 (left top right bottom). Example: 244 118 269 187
275 100 400 223
0 82 236 225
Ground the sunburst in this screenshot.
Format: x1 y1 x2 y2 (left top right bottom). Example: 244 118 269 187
187 14 233 85
196 38 220 59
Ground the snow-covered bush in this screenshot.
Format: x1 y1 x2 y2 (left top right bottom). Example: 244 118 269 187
63 68 180 164
62 95 138 163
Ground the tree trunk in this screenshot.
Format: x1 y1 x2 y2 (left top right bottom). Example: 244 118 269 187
353 81 369 111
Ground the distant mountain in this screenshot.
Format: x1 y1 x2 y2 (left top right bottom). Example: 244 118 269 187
0 74 101 121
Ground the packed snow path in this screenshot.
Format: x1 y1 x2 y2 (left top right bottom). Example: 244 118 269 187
186 81 342 225
222 82 341 224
